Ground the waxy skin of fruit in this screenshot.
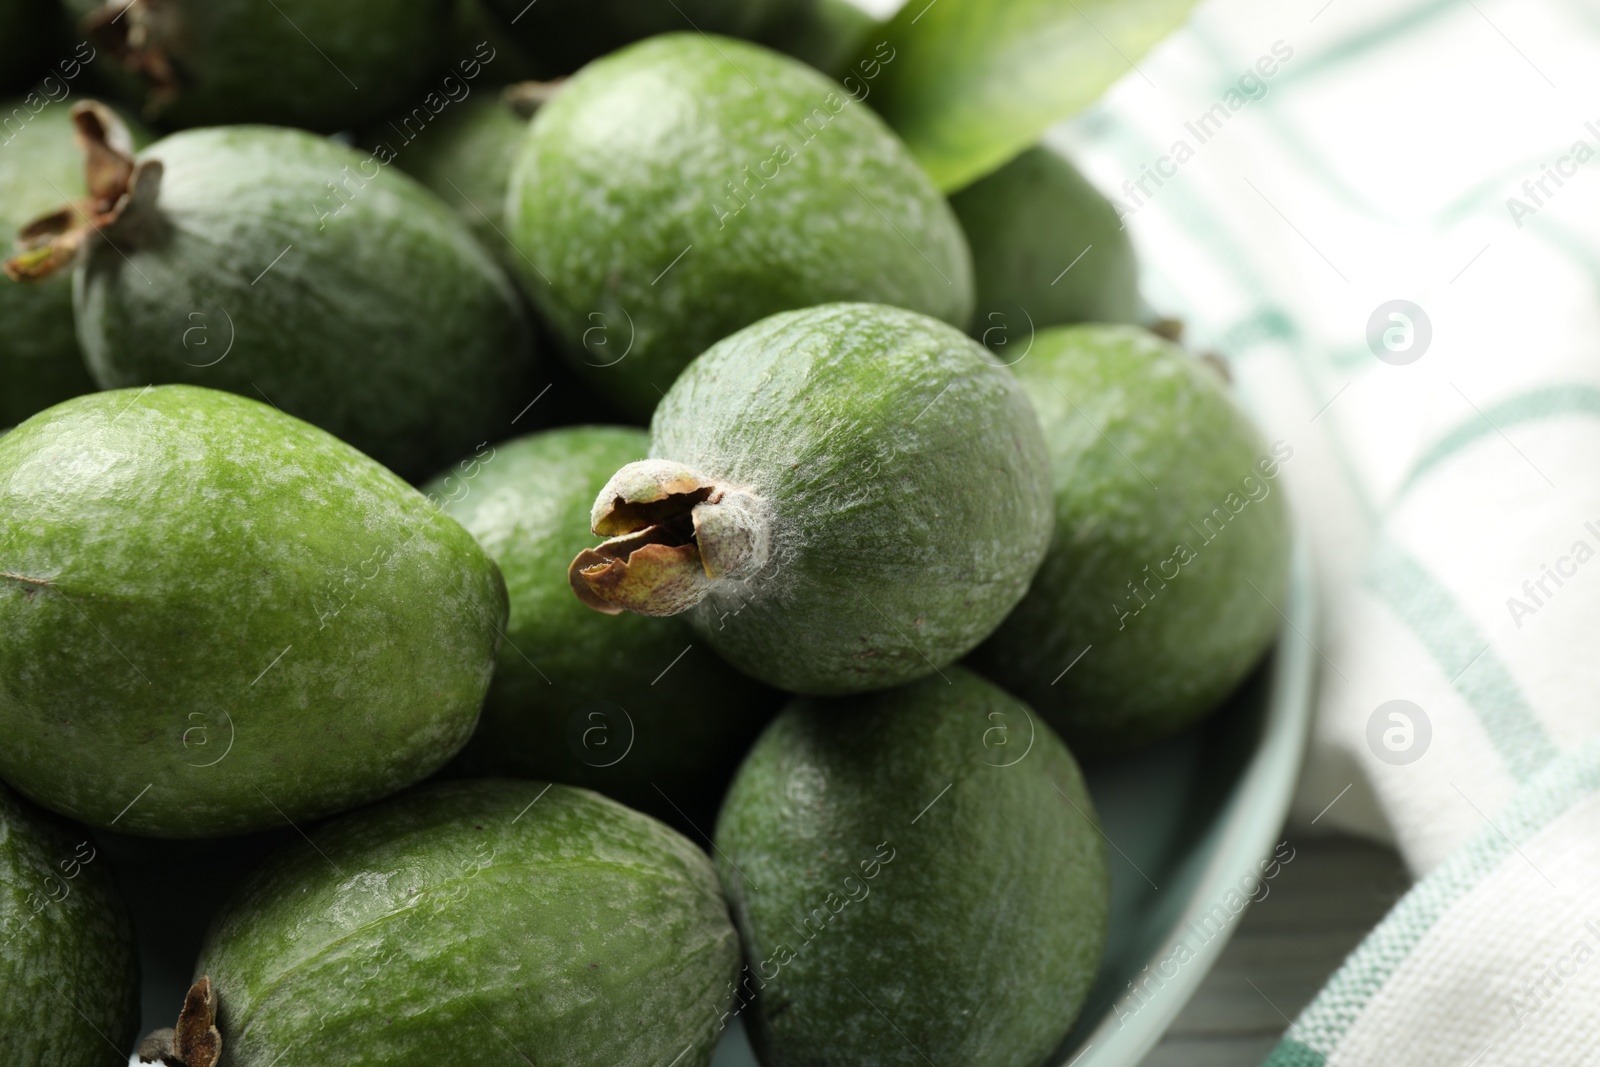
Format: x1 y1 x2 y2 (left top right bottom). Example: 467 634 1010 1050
0 783 140 1067
63 0 454 131
426 426 777 822
950 145 1142 343
7 104 533 481
194 780 740 1067
0 385 507 838
715 667 1108 1067
973 325 1292 754
507 34 974 419
483 0 804 77
569 303 1052 696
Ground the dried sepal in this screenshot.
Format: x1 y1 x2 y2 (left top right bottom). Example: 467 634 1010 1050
589 459 717 537
571 460 770 617
76 101 137 212
570 524 711 617
4 101 160 283
130 977 222 1066
173 976 222 1067
4 208 88 281
135 1028 177 1064
503 79 567 119
82 0 182 112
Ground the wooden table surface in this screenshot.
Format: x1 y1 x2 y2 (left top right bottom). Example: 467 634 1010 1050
1140 833 1411 1066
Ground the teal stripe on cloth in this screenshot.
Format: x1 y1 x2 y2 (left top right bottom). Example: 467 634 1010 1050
1187 21 1405 226
1435 150 1569 228
1397 384 1600 496
1434 162 1600 288
1263 737 1600 1064
1525 213 1600 289
1432 178 1600 295
1264 1038 1324 1066
1216 306 1300 353
1271 0 1460 91
1367 540 1558 781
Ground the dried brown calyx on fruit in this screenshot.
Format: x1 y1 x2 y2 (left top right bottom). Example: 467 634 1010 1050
569 459 770 617
82 0 183 111
3 101 163 283
1148 316 1185 343
502 79 566 120
135 976 222 1067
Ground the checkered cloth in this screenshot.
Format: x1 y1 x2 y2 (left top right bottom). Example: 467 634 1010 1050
1049 0 1600 1062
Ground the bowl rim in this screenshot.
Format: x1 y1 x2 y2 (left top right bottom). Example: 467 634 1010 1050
1065 533 1317 1067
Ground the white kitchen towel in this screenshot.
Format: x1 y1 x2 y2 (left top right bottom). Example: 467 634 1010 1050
1049 0 1600 1061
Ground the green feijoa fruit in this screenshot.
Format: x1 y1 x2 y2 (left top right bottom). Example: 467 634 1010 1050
63 0 453 131
950 145 1142 347
972 325 1292 754
425 426 777 822
507 34 974 420
483 0 803 76
0 385 508 838
381 89 531 265
194 779 739 1066
10 103 533 481
570 304 1052 696
715 667 1108 1067
1 783 139 1067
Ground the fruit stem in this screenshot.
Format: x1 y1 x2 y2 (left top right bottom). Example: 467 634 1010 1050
569 460 769 617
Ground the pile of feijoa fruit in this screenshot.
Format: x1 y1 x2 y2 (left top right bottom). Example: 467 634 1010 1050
0 1 1289 1064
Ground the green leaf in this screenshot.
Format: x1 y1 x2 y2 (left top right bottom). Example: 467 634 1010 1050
861 0 1198 192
